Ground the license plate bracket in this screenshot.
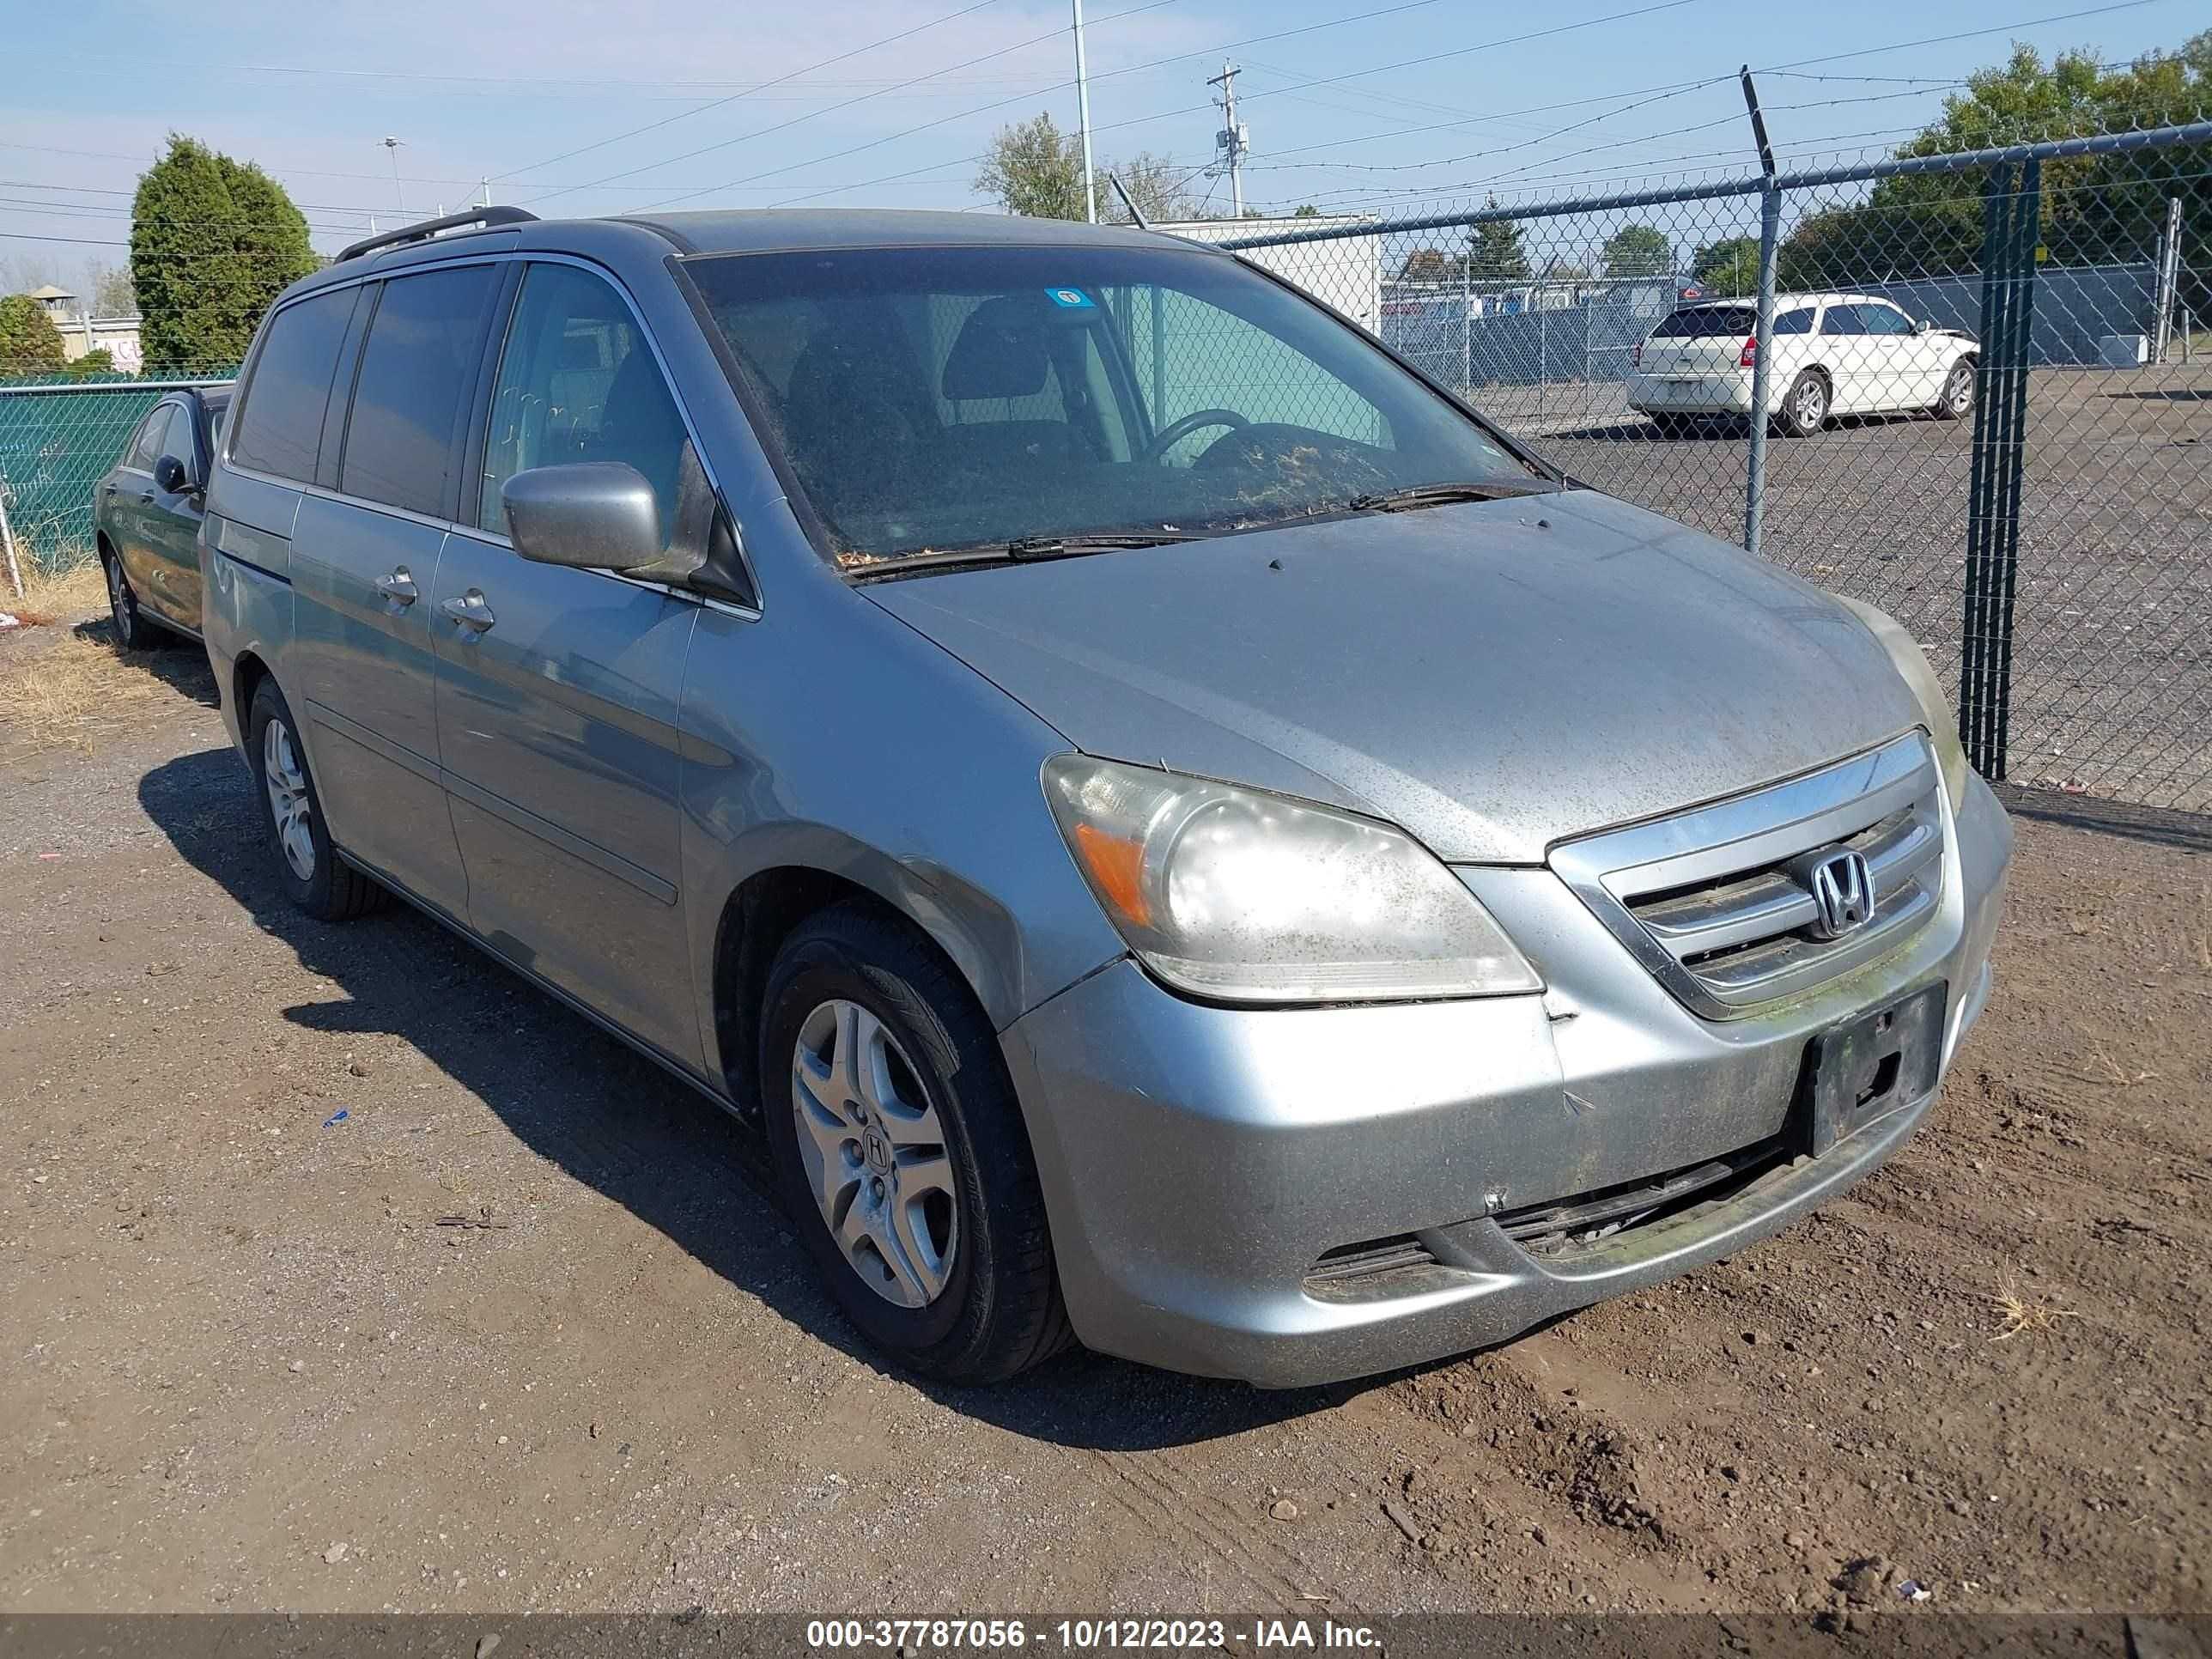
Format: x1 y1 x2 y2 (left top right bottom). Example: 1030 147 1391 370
1802 981 1947 1157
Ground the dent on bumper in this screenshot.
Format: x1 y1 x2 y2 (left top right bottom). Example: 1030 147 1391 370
1002 775 2011 1388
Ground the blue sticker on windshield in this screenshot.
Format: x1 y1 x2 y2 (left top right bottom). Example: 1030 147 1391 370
1047 287 1094 308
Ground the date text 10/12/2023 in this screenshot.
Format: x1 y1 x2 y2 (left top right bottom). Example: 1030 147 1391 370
804 1619 1382 1650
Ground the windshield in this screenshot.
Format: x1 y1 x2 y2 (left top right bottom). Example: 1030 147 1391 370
684 243 1537 567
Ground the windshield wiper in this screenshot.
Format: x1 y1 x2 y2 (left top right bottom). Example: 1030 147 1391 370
1344 479 1559 514
1005 530 1198 560
857 529 1200 576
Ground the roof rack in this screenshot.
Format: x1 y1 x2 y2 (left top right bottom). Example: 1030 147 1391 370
336 205 538 264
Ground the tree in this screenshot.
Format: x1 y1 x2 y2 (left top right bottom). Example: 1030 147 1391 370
1690 235 1761 297
91 264 137 317
1097 151 1201 225
1601 223 1674 277
1466 205 1529 285
0 295 65 374
1292 204 1322 218
65 347 117 379
131 134 318 368
1774 33 2209 300
1396 247 1452 283
975 113 1087 220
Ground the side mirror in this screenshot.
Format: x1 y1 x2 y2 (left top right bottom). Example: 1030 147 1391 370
154 453 191 495
502 463 662 573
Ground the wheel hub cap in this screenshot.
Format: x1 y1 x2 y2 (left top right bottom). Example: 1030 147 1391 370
263 717 316 883
791 998 958 1310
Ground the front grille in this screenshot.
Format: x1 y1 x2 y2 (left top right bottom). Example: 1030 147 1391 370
1303 1133 1798 1291
1493 1135 1794 1261
1551 733 1946 1019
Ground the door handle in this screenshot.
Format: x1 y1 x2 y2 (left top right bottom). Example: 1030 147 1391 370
441 590 496 633
375 568 419 606
137 491 155 505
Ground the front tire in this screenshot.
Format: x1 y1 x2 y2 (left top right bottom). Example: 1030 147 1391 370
1776 368 1830 438
102 551 168 650
759 902 1071 1384
1934 356 1977 420
246 678 385 922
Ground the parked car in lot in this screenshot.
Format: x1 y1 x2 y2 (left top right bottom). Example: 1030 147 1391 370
93 383 231 646
1627 293 1978 436
199 207 2010 1387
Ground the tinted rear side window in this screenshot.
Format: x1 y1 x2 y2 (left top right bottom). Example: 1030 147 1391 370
340 265 498 518
1651 307 1757 339
1772 307 1814 335
231 289 356 482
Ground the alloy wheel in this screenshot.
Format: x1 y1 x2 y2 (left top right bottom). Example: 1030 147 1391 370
105 558 137 647
262 716 316 882
789 998 959 1310
1944 363 1975 416
1794 376 1827 430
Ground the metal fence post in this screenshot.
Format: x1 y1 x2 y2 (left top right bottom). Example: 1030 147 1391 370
1960 158 2039 782
1740 67 1780 558
1743 184 1782 557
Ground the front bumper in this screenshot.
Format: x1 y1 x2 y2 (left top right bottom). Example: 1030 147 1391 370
1001 774 2011 1387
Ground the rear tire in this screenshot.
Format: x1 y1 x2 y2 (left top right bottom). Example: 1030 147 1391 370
1776 368 1830 438
246 678 386 922
1934 356 1976 421
759 902 1072 1384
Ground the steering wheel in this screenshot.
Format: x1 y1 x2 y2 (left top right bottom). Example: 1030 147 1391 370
1138 407 1249 463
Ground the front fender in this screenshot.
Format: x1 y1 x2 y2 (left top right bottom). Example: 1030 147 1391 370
675 570 1127 1091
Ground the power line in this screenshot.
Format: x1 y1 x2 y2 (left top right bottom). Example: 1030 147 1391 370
489 0 1007 187
526 0 1184 210
686 0 1701 212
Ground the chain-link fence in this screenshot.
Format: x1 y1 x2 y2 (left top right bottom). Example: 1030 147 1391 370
0 368 237 583
1226 118 2212 816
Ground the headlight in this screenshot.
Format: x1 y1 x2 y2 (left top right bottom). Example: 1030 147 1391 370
1831 594 1970 811
1042 755 1541 1005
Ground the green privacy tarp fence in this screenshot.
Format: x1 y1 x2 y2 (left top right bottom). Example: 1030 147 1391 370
0 371 237 574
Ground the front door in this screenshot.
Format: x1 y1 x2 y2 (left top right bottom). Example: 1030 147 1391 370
137 400 205 629
429 259 704 1068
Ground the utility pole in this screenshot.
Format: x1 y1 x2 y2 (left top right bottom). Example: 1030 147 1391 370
382 137 404 210
1208 61 1248 218
1072 0 1097 224
480 177 493 210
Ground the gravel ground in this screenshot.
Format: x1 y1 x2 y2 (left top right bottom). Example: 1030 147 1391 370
0 635 2207 1622
1480 362 2212 814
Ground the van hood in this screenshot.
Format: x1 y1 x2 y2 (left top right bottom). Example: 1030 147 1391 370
864 489 1923 862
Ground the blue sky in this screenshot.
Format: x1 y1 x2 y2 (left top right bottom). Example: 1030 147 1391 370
0 0 2201 287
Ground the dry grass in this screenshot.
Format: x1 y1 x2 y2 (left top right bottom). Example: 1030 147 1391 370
0 632 179 758
1989 1270 2081 1344
3 557 107 628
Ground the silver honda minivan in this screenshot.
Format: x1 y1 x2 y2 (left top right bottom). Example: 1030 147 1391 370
198 205 2010 1388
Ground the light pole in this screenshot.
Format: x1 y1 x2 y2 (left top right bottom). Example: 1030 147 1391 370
1072 0 1097 223
382 137 404 211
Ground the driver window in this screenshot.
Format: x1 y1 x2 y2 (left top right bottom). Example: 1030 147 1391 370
478 263 690 545
1107 284 1391 461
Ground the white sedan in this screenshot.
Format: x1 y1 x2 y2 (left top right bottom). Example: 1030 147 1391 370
1626 292 1980 436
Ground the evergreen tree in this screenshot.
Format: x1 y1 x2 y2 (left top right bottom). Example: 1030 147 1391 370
131 135 318 368
0 295 66 374
1467 203 1530 285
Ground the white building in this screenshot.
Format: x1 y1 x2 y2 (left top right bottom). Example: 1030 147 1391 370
1153 215 1383 335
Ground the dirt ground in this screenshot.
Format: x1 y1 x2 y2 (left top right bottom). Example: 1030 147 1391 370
1 626 2207 1622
